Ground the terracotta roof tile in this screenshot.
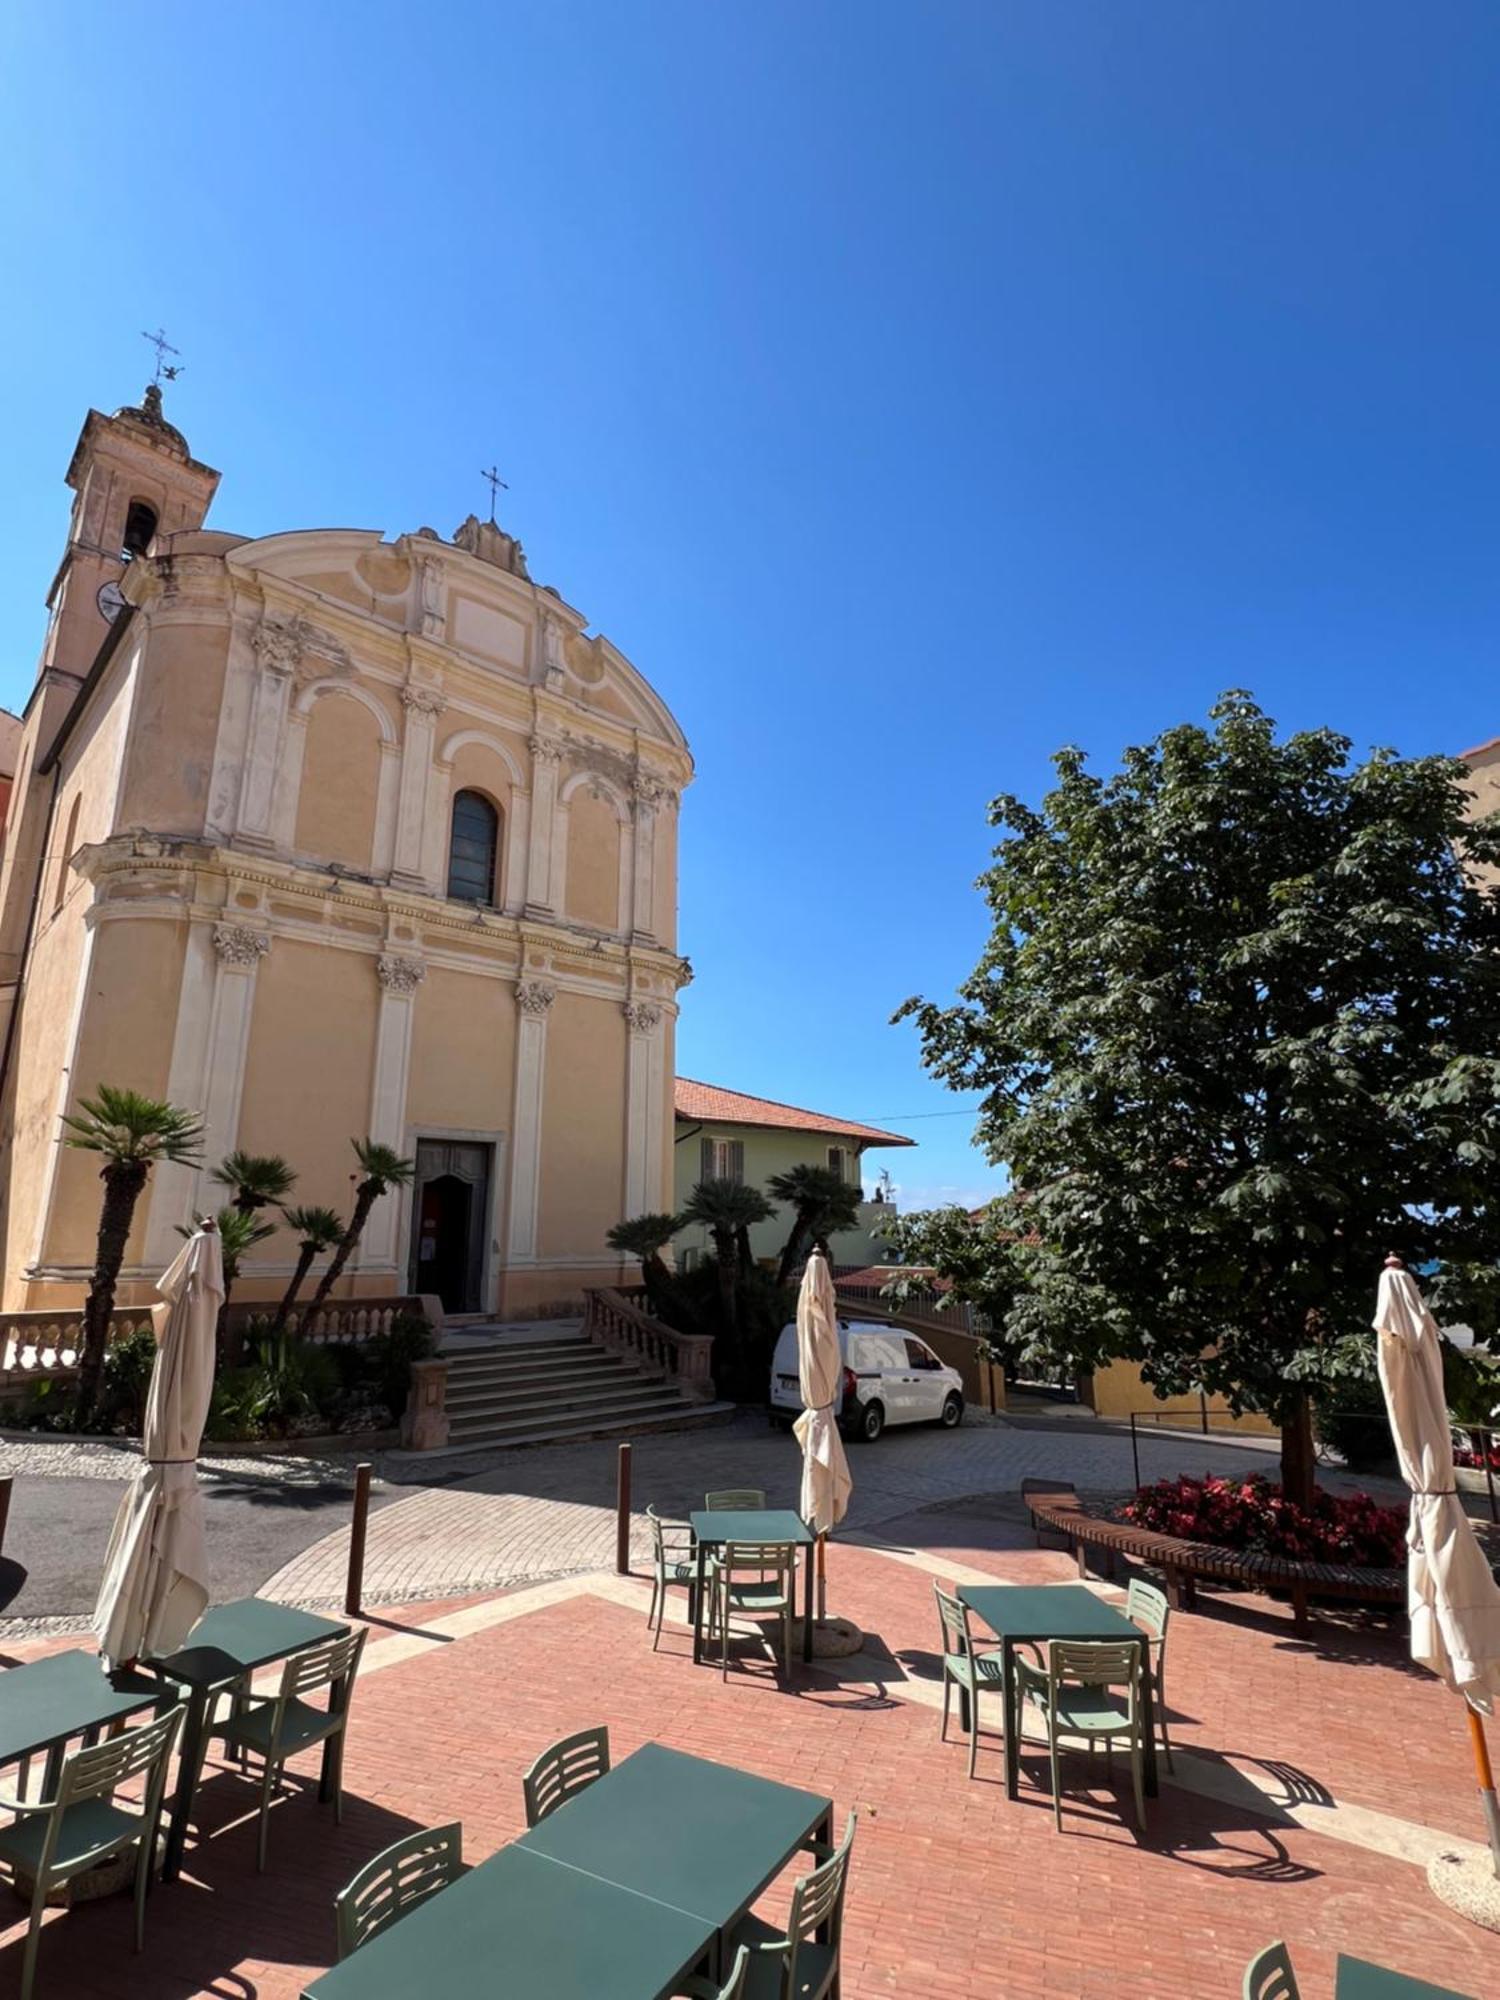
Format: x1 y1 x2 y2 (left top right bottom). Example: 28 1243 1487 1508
673 1078 915 1148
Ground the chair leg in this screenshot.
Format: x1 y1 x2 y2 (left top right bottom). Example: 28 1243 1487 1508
334 1729 346 1827
940 1673 951 1744
1131 1735 1146 1828
1049 1725 1063 1833
783 1596 792 1673
967 1685 979 1780
721 1580 731 1681
19 1872 47 2000
256 1756 279 1872
645 1573 658 1630
1157 1669 1174 1771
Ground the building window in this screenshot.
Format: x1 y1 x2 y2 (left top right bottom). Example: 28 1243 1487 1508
122 500 159 560
828 1145 851 1182
700 1135 744 1184
447 789 499 903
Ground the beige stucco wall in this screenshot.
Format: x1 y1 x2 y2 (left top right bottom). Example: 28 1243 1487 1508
537 989 628 1263
565 789 622 930
293 690 385 873
1088 1358 1277 1434
406 968 518 1135
117 618 229 831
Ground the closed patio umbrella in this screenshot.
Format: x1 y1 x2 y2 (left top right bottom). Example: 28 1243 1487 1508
1374 1255 1500 1887
93 1219 222 1669
793 1247 852 1619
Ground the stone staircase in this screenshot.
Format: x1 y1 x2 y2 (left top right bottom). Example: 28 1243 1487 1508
436 1326 734 1452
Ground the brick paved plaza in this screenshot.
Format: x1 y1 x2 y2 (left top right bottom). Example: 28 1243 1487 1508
3 1452 1496 1999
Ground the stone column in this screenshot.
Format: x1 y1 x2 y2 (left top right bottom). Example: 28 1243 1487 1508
391 686 445 888
629 776 669 944
524 735 563 917
235 619 301 846
360 953 425 1270
622 1000 665 1220
506 978 555 1263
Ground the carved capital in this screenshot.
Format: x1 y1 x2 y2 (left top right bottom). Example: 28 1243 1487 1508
213 923 271 968
516 978 556 1019
252 615 303 677
400 684 446 719
528 734 564 767
632 770 676 812
376 953 426 995
624 1001 662 1034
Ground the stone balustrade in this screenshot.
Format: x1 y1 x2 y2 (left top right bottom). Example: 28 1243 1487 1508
582 1286 716 1401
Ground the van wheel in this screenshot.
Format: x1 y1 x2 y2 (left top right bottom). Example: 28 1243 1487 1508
941 1393 964 1429
857 1400 885 1443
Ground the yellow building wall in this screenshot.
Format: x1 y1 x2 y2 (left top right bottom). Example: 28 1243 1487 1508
236 939 378 1257
293 692 385 872
565 790 622 930
117 619 230 830
537 989 626 1261
406 969 517 1133
1088 1357 1277 1434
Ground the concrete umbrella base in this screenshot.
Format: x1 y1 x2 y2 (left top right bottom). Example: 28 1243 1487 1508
1427 1848 1500 1933
791 1616 864 1658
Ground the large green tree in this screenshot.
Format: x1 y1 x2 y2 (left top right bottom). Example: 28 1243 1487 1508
898 694 1500 1505
767 1164 864 1285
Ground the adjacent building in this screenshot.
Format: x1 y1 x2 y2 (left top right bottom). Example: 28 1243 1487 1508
673 1078 912 1269
0 382 692 1319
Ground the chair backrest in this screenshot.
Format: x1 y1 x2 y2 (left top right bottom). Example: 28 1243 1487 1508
523 1725 610 1827
59 1705 183 1810
780 1813 857 1993
281 1625 368 1702
1126 1577 1169 1645
714 1945 750 1998
1046 1640 1140 1702
647 1503 692 1557
705 1490 765 1511
720 1541 796 1585
1243 1941 1301 2000
933 1583 973 1659
335 1821 463 1960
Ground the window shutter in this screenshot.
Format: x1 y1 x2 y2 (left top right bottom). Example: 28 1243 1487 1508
729 1140 744 1185
701 1136 714 1182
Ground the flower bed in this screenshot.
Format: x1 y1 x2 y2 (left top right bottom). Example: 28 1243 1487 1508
1121 1472 1407 1568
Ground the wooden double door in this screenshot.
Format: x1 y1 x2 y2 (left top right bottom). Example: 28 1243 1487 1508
410 1140 492 1313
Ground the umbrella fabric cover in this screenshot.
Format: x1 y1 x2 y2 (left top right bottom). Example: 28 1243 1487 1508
793 1250 852 1536
1375 1263 1500 1710
93 1225 223 1667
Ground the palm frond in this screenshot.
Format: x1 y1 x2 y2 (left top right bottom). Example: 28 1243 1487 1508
62 1085 204 1167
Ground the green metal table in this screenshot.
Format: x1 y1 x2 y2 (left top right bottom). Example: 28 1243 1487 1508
958 1583 1159 1800
0 1647 163 1794
1335 1955 1475 1999
303 1841 715 2000
145 1596 349 1882
689 1508 815 1665
519 1741 832 1943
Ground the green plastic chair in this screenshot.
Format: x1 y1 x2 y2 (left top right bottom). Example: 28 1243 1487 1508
723 1811 857 2000
202 1624 367 1871
1126 1576 1174 1771
1243 1941 1301 1999
334 1820 464 1959
1016 1638 1146 1832
933 1583 1007 1779
646 1504 697 1649
704 1490 766 1510
0 1704 183 2000
676 1945 750 1998
712 1541 797 1678
522 1726 610 1826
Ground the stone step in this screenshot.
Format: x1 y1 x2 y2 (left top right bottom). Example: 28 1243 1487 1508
444 1358 634 1393
437 1398 737 1452
444 1344 622 1373
443 1336 593 1361
446 1384 680 1432
445 1373 647 1411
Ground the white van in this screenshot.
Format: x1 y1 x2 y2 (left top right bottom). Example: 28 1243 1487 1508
769 1319 966 1443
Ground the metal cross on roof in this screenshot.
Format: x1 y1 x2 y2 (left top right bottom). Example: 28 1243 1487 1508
480 464 508 523
140 328 183 384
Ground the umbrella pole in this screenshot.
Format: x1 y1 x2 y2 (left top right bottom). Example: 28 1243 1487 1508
1465 1703 1500 1877
817 1532 827 1622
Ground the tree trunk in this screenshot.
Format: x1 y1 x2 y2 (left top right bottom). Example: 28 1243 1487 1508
1280 1389 1317 1510
776 1219 809 1289
308 1187 376 1315
274 1244 318 1333
75 1160 150 1421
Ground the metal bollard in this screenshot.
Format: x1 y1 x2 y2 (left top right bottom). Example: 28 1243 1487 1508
345 1462 372 1617
0 1474 11 1557
616 1442 632 1576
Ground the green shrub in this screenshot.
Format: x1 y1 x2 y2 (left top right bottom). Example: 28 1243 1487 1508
360 1312 434 1417
100 1324 160 1432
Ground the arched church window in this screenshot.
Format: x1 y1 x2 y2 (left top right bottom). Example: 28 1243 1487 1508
447 789 499 904
122 500 158 559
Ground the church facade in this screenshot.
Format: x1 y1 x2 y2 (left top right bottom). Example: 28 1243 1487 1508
0 385 692 1318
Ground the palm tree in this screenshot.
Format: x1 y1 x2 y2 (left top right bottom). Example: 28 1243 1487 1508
769 1164 865 1285
212 1150 296 1215
606 1212 684 1314
680 1178 777 1333
62 1086 204 1419
308 1140 416 1315
273 1204 345 1331
182 1204 277 1362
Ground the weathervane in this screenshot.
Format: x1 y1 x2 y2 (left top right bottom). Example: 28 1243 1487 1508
480 464 508 524
140 328 183 385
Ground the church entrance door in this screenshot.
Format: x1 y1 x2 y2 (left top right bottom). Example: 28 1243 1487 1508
410 1140 491 1314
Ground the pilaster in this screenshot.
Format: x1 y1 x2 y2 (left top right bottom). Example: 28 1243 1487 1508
391 686 445 887
524 736 563 916
360 952 425 1268
506 978 555 1261
622 1000 666 1219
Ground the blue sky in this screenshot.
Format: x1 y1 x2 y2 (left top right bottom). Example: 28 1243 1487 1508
5 3 1499 1211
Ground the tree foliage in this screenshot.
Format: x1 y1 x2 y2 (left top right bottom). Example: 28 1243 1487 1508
767 1164 864 1284
897 693 1500 1502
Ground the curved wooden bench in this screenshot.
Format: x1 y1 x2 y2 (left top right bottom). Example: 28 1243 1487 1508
1020 1477 1404 1636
